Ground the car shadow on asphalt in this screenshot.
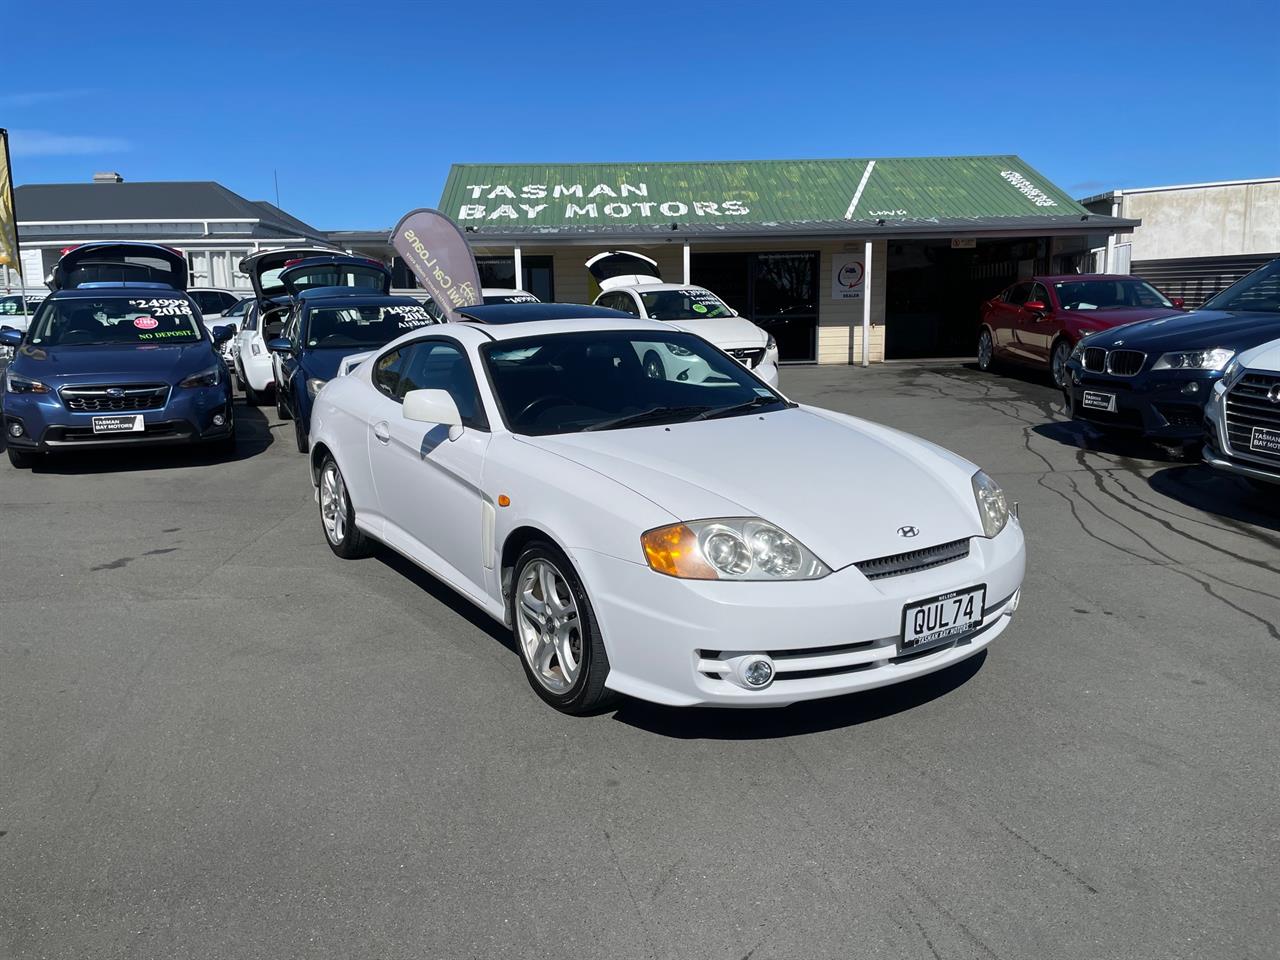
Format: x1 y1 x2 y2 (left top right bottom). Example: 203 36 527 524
1148 464 1280 532
1030 419 1193 463
610 652 987 739
1 399 274 474
371 545 517 654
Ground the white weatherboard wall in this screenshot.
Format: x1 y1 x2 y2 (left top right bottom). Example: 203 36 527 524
472 239 888 363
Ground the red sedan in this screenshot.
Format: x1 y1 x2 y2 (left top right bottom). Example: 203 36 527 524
977 275 1184 388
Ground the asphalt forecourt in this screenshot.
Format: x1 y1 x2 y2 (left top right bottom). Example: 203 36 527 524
2 362 1276 959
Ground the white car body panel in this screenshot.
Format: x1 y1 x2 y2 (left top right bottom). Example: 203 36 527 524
309 315 1025 708
231 304 279 394
1204 336 1280 486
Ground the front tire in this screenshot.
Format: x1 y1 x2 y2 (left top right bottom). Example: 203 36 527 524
294 410 309 454
977 328 995 372
318 455 372 558
511 542 615 714
642 350 665 380
1050 339 1071 389
275 386 291 420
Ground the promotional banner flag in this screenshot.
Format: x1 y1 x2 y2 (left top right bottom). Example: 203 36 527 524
389 208 483 320
0 129 21 279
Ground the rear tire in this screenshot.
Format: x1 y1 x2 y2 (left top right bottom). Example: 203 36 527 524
243 381 266 406
977 329 995 372
318 454 372 559
7 446 36 469
294 412 309 454
510 541 616 715
275 386 291 421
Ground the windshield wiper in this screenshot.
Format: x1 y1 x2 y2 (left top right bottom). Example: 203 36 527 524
691 395 790 421
582 404 711 431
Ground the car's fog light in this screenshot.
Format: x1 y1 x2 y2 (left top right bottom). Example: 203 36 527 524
212 413 226 427
1182 382 1200 395
740 656 774 689
8 422 23 438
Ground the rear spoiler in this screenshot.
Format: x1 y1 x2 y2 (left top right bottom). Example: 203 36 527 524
338 351 374 376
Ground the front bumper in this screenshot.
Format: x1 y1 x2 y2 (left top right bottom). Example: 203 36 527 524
3 385 233 453
572 521 1025 707
1202 381 1280 485
1066 365 1217 442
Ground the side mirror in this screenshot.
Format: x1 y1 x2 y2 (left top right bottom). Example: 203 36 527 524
211 325 234 345
266 337 293 353
403 388 463 433
1171 297 1185 309
1024 300 1047 314
0 328 22 347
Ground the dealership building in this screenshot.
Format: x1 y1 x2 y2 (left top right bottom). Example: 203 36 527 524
10 157 1138 363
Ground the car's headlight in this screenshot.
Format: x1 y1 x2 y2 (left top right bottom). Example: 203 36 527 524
641 518 829 580
1152 348 1234 371
664 343 694 357
179 366 221 389
306 377 328 398
766 333 778 354
972 470 1010 538
5 369 49 394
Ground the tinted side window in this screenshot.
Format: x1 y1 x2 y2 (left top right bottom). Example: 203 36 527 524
1006 283 1031 307
398 341 487 430
1029 284 1050 307
373 347 408 399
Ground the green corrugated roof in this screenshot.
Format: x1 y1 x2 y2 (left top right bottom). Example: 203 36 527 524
438 156 1087 230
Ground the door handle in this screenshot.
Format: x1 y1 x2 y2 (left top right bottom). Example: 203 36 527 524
373 421 391 444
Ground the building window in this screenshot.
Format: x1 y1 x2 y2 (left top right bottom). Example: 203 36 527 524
475 255 555 303
691 251 818 361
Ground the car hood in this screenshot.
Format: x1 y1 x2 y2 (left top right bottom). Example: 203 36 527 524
12 341 217 384
519 406 984 570
666 315 767 349
1086 310 1280 352
1064 306 1184 330
1237 336 1280 373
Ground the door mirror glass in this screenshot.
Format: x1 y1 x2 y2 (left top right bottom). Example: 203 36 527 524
403 388 462 428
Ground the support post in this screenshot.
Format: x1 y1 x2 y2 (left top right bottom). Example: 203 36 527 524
513 246 523 291
682 242 691 285
862 239 873 367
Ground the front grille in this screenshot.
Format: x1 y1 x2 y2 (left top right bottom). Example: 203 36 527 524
1080 346 1145 377
855 537 971 581
60 383 169 412
1105 350 1146 376
1224 372 1280 460
726 348 765 369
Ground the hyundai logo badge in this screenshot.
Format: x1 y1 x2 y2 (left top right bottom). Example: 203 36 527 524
897 525 920 538
105 387 125 398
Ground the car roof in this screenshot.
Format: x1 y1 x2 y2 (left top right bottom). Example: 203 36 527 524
455 302 633 325
300 293 423 309
601 281 706 294
1033 275 1145 283
46 287 196 300
458 315 671 342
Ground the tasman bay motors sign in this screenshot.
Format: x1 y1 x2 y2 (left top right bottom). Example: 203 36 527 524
454 182 752 223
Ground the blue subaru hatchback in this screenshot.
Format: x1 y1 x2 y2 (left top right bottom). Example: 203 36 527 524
1 242 236 468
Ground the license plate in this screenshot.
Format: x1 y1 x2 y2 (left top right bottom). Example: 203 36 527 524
900 585 986 654
1082 390 1117 412
91 414 145 434
1251 426 1280 456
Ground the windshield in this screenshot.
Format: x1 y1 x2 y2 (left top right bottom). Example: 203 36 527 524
640 288 734 321
483 330 786 435
1202 260 1280 314
302 302 436 348
28 296 203 346
1054 279 1173 310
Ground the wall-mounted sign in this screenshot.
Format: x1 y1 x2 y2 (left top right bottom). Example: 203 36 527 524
832 254 865 300
950 238 977 249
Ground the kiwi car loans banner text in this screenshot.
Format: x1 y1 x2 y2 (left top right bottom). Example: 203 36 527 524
390 209 482 320
0 130 21 279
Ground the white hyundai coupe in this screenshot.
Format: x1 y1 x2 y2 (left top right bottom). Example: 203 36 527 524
308 304 1025 713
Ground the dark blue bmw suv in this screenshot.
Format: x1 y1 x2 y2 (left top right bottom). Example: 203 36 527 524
1 242 235 468
265 255 438 452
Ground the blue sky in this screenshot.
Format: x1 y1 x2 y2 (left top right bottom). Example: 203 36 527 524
3 0 1276 230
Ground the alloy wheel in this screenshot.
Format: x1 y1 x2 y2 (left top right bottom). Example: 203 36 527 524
515 558 583 693
1052 342 1069 389
319 461 348 546
978 330 993 370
